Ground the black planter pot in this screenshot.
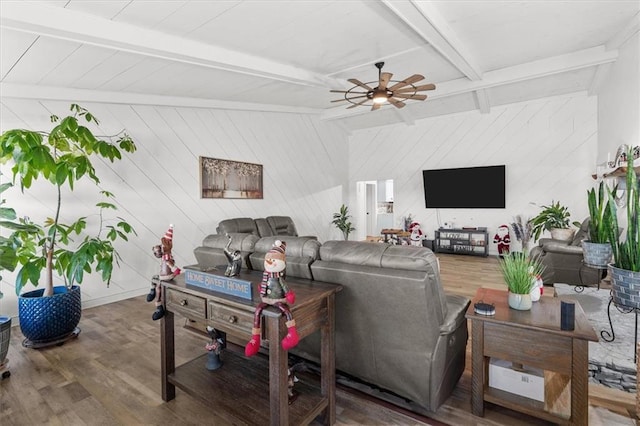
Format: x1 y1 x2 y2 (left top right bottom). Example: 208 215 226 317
18 285 81 347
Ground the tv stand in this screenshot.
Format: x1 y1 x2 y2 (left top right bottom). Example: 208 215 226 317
435 227 488 257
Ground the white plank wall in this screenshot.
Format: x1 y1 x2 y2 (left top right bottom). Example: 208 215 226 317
347 93 598 253
0 100 348 318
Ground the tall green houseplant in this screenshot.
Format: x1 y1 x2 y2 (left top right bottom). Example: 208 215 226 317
0 104 137 298
607 147 640 273
332 204 355 241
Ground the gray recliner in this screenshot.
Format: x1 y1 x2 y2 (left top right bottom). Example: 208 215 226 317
193 232 259 270
249 236 320 280
529 218 599 285
293 240 470 412
266 216 299 237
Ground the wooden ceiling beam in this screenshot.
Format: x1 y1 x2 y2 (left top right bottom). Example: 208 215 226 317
322 46 618 121
0 1 340 89
380 0 483 81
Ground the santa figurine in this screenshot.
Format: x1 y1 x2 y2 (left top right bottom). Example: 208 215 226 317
408 221 424 247
147 224 182 320
245 240 299 356
493 224 511 257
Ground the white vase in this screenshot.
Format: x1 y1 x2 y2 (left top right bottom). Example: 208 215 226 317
508 291 532 310
550 228 575 241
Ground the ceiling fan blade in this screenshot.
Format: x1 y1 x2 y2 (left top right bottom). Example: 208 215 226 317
331 95 368 103
348 78 373 91
330 89 368 94
396 83 436 93
393 93 427 101
371 103 382 111
387 98 406 109
379 72 392 90
388 74 425 91
347 98 370 109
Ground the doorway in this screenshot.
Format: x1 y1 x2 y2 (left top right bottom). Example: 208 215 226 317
356 179 394 240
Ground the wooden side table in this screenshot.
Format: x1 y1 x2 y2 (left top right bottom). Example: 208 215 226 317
159 271 341 425
466 288 598 425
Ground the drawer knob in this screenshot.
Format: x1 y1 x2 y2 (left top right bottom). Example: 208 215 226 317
228 315 237 324
180 299 188 306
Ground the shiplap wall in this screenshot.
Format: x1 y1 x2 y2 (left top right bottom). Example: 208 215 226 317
0 100 348 318
347 93 598 252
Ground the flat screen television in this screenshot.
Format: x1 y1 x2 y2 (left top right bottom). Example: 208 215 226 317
422 165 505 208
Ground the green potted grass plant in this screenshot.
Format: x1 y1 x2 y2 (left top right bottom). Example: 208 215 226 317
606 146 640 309
499 252 545 310
582 181 614 266
530 200 576 241
332 204 355 241
0 104 137 347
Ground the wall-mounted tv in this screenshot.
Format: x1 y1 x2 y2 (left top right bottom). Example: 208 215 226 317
422 165 505 208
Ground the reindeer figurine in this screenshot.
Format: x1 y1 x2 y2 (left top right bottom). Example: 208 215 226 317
223 234 242 277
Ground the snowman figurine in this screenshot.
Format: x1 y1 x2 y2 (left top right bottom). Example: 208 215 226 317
408 221 424 247
245 240 299 356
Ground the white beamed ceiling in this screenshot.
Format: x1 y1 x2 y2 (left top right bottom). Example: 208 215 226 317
1 0 638 130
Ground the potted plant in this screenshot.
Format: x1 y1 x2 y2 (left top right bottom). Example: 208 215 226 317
331 204 355 240
498 252 545 310
606 146 640 309
530 200 576 241
582 181 614 266
0 104 137 347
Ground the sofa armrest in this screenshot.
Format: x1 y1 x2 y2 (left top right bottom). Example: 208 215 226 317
440 294 470 335
540 242 583 255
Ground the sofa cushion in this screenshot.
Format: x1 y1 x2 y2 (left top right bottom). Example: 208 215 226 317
216 218 260 236
571 218 589 246
318 241 388 267
249 236 320 280
194 233 259 270
266 216 298 236
254 218 274 237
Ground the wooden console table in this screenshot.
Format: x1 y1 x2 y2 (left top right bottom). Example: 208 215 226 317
466 288 598 425
158 270 341 425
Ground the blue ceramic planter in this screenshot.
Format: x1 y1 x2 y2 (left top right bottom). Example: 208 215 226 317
19 285 81 343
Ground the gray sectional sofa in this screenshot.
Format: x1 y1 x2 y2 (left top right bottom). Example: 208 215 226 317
191 220 470 412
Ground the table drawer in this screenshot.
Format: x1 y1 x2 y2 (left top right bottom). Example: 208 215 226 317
165 288 207 320
209 302 254 337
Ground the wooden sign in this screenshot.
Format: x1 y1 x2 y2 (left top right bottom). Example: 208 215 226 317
184 268 252 300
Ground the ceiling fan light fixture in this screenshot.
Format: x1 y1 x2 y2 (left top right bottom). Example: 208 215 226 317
372 91 388 104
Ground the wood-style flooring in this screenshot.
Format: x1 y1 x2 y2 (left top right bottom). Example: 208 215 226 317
0 254 637 425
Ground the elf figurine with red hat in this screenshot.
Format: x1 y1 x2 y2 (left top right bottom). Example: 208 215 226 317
147 224 182 320
245 240 299 356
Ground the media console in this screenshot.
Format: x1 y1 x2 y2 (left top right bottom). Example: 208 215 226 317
435 227 488 257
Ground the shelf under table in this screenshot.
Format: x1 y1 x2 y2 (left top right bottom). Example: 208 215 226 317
169 350 328 425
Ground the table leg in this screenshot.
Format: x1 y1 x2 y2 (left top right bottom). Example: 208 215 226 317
571 339 589 425
267 313 288 426
470 320 485 417
161 309 175 401
320 294 336 425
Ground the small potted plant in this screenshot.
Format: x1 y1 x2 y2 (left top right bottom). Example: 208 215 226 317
0 104 137 346
606 146 640 309
331 204 355 241
582 180 614 266
498 252 545 310
530 201 576 241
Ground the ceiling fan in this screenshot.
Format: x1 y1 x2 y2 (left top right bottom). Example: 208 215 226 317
331 62 435 111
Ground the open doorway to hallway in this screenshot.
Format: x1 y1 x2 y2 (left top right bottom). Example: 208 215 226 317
356 179 394 241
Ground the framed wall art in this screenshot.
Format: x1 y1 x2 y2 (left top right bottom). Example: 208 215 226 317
199 156 263 199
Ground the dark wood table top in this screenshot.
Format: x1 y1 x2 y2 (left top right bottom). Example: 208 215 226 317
465 288 598 342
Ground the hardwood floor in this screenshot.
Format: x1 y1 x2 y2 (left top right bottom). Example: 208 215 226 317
0 254 636 425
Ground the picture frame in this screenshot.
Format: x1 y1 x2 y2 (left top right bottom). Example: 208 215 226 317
199 156 263 199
